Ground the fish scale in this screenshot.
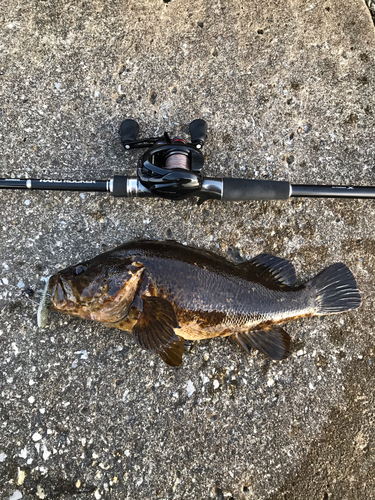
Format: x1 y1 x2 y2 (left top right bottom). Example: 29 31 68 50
48 240 361 366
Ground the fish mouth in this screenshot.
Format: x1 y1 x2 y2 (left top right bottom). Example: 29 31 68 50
49 274 79 312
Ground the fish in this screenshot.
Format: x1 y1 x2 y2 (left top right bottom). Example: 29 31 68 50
48 240 361 367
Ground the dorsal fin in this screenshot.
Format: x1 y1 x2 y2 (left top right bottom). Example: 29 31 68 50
237 253 296 288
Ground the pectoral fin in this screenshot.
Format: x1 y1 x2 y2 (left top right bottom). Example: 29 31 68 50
132 296 184 367
232 325 291 360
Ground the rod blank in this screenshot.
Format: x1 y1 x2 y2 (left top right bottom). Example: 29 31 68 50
0 178 108 192
2 176 375 201
291 184 375 199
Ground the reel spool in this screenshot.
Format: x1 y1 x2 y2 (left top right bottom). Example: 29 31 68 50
120 119 207 200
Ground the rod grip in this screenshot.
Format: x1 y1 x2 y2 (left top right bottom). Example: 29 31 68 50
112 175 128 197
222 178 291 201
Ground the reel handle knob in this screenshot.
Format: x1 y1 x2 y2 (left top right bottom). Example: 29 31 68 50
189 119 207 147
120 119 139 149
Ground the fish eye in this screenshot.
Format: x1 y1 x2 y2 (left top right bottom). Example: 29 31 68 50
75 265 87 275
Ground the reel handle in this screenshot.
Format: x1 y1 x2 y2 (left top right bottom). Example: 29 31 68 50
189 119 207 147
120 119 139 148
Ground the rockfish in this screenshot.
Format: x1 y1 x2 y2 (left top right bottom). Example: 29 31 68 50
49 240 361 366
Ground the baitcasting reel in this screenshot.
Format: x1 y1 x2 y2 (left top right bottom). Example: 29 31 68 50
119 119 207 200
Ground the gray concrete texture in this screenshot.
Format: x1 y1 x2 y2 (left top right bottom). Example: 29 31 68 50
0 0 375 499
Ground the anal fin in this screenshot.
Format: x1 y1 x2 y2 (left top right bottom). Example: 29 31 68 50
132 296 184 367
232 325 291 360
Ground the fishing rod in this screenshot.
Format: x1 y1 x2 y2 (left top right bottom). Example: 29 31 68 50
1 119 375 204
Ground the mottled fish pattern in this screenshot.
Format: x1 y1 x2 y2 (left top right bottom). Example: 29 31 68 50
49 240 361 366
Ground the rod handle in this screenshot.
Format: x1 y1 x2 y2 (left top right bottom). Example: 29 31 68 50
222 178 291 201
112 175 128 197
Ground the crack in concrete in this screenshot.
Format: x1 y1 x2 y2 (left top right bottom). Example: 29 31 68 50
366 0 375 25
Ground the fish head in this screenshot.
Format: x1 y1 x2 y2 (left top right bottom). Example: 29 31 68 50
49 255 144 324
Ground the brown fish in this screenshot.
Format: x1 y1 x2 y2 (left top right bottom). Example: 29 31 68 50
49 240 361 366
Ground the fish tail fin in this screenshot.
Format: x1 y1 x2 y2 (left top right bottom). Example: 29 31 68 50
308 263 361 315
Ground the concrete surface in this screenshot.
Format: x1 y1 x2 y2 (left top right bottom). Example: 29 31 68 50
0 1 375 499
